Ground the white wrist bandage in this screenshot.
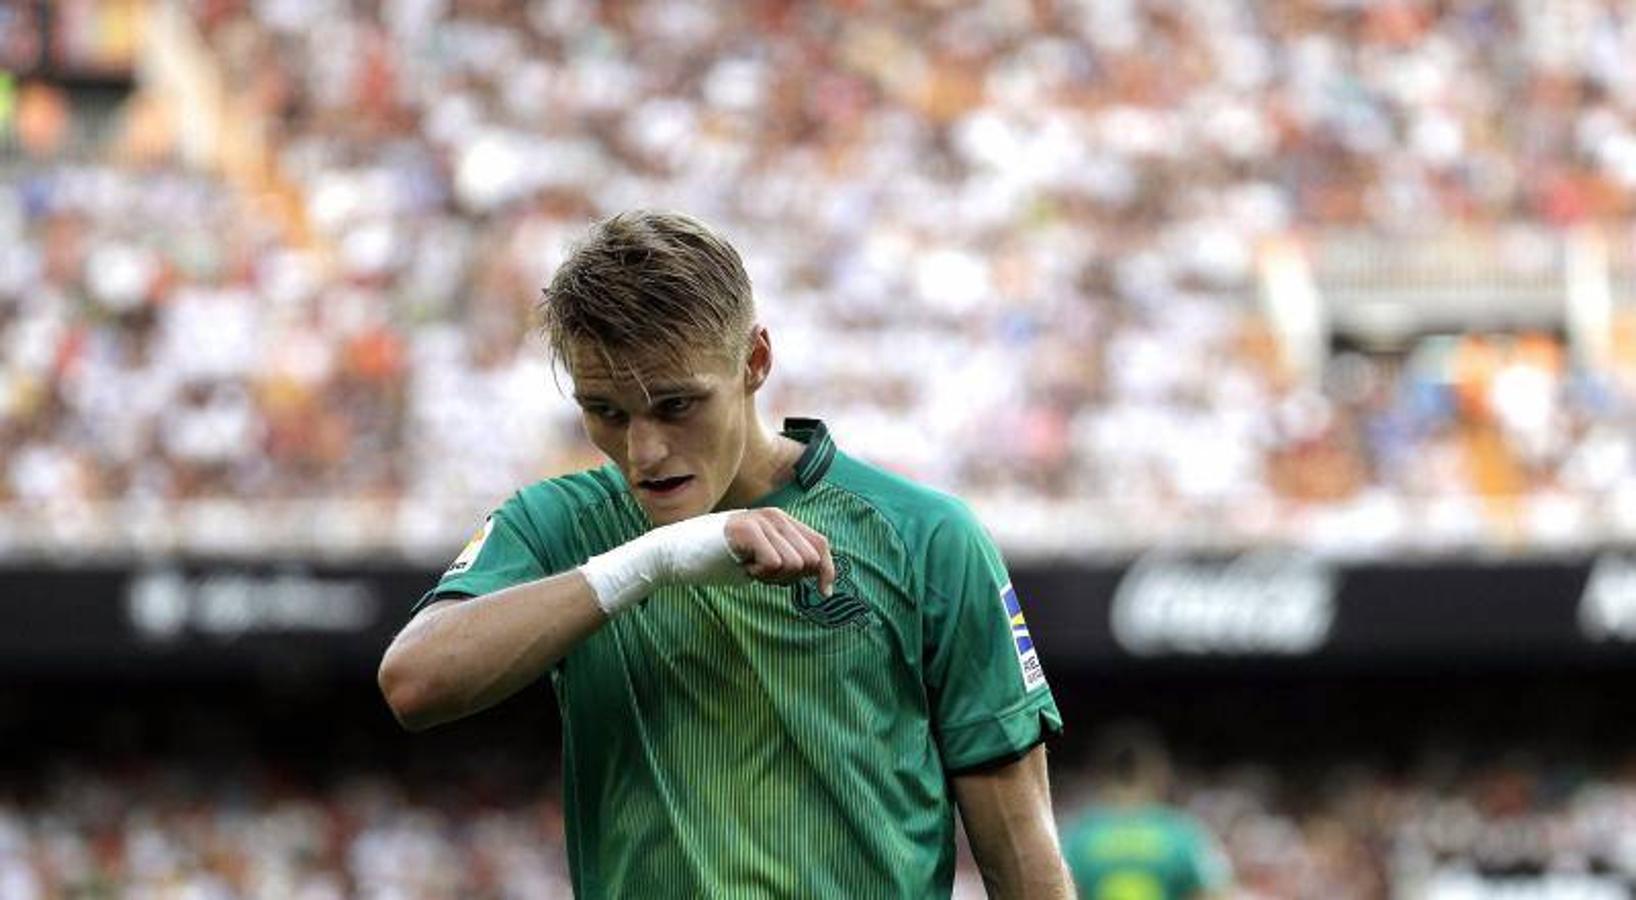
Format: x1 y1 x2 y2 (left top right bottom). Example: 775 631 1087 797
578 511 749 616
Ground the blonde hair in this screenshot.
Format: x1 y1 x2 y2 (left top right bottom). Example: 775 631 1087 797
539 210 755 376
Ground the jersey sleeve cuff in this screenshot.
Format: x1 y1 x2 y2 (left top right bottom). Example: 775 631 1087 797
937 690 1064 773
409 573 513 617
410 588 469 617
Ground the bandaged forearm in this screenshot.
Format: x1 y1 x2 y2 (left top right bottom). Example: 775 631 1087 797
577 512 749 616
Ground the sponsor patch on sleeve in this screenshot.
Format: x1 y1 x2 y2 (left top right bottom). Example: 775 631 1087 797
446 517 494 576
1002 583 1047 691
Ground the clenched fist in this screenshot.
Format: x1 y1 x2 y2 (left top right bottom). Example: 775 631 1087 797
724 508 835 596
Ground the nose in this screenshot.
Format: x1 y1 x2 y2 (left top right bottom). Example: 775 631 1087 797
626 416 668 472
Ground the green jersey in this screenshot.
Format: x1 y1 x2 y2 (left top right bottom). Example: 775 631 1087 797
416 419 1063 898
1062 805 1231 900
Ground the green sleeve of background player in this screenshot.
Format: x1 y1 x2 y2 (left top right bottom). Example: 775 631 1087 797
411 492 561 615
921 501 1063 771
1187 820 1233 893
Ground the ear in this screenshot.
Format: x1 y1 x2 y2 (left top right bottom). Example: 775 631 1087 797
744 326 772 393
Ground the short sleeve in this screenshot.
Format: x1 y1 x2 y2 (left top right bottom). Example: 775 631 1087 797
409 495 553 617
922 503 1062 772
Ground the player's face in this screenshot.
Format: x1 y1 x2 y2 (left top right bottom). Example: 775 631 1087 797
568 339 759 525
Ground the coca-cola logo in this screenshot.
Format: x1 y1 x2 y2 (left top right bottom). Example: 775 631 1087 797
1111 552 1336 657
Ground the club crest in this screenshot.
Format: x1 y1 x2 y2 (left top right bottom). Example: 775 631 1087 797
790 554 872 628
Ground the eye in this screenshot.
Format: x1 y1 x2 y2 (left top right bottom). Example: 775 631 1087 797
656 397 697 419
584 405 628 424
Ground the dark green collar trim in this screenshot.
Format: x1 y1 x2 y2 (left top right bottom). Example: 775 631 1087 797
782 417 836 490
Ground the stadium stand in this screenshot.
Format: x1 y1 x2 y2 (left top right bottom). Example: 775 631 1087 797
7 0 1636 558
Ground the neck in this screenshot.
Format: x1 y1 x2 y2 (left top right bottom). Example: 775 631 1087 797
718 415 800 509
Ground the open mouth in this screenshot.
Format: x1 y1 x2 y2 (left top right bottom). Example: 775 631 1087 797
637 475 694 497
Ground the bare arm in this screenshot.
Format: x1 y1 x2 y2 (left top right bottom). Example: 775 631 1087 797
952 744 1075 900
377 570 606 731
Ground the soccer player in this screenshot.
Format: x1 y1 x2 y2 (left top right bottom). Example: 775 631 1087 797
1060 725 1231 900
378 210 1070 898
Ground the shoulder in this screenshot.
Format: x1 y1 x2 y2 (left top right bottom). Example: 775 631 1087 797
1062 810 1113 858
1154 808 1211 844
824 451 988 552
513 465 626 511
1062 807 1103 838
499 465 629 536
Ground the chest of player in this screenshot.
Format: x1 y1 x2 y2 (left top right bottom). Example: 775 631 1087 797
556 483 929 711
556 546 922 717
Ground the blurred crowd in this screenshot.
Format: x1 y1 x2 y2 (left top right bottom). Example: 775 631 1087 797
1181 752 1636 899
4 749 1636 898
0 763 575 898
8 0 1636 556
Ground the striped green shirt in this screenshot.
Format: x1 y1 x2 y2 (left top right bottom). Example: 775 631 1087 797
417 419 1063 898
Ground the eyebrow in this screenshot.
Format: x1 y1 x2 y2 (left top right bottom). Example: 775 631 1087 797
573 382 710 405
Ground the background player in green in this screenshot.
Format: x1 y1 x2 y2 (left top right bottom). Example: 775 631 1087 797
1061 726 1232 900
378 210 1072 898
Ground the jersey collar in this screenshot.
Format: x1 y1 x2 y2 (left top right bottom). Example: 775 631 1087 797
746 418 836 509
781 418 837 489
